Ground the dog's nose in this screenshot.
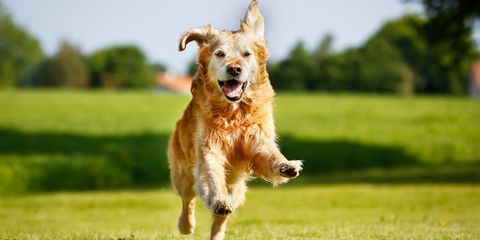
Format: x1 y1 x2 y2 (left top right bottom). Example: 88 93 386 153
227 64 242 76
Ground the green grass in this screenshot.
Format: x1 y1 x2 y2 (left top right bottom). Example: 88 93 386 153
0 185 479 239
275 94 480 165
0 90 479 239
273 93 480 183
1 90 480 194
0 90 190 194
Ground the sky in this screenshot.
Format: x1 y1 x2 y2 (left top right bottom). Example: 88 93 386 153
3 0 424 74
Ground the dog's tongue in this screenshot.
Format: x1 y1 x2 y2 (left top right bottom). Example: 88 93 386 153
222 80 243 98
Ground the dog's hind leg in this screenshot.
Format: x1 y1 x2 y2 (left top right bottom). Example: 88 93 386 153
168 133 197 235
178 194 196 234
171 173 197 234
171 169 196 234
171 165 196 234
210 215 229 240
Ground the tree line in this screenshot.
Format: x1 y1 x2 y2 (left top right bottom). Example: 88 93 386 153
1 0 479 93
268 14 479 94
269 0 480 94
0 2 166 89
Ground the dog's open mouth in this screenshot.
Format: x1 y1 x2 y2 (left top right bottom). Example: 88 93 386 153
218 80 247 101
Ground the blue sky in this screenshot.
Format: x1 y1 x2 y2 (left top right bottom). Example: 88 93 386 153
3 0 424 73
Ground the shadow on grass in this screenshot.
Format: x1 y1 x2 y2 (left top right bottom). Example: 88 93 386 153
0 128 478 194
276 135 480 185
279 136 419 173
0 128 172 193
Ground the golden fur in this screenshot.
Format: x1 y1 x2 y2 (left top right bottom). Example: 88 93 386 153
168 1 302 239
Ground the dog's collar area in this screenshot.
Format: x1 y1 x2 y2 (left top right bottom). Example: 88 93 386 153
218 80 248 102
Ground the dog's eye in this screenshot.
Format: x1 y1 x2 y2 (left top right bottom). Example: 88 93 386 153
244 52 251 57
215 52 225 57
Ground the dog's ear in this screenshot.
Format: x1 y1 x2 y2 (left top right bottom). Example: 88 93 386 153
241 0 265 40
179 25 219 51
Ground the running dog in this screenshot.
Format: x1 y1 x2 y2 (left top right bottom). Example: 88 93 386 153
168 1 303 239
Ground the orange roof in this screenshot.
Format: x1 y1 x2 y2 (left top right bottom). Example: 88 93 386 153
157 73 193 94
473 62 480 89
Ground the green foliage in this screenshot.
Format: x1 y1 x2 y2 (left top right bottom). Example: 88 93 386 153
315 48 360 91
0 2 43 88
312 33 334 62
269 14 478 94
382 11 479 94
0 91 479 194
367 16 426 94
270 41 314 91
403 0 480 87
89 45 155 88
0 185 479 239
317 38 408 93
360 33 410 92
318 16 427 93
40 41 89 87
150 62 167 75
188 58 199 76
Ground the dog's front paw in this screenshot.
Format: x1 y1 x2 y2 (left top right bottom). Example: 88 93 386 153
209 193 233 216
213 201 233 216
278 160 303 178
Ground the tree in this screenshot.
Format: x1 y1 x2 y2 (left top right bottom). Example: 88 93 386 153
269 12 477 94
403 0 480 93
41 41 88 87
269 41 314 91
359 37 411 93
89 45 155 89
318 14 477 94
151 62 167 74
318 17 418 93
362 15 427 94
187 58 198 76
373 14 478 94
317 48 361 92
0 2 43 88
311 34 335 91
404 0 480 35
312 33 334 62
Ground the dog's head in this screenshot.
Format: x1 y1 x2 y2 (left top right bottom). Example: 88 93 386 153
179 0 270 103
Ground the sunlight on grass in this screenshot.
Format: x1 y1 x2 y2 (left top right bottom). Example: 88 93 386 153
0 90 479 239
0 185 479 239
0 90 479 194
275 93 480 164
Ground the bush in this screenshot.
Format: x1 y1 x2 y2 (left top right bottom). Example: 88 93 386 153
0 3 43 88
89 45 155 89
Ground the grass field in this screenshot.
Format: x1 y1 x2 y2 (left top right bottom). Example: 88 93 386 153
0 185 479 239
0 90 479 239
1 90 479 194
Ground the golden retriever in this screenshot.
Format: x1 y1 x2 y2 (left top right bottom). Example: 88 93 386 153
168 1 303 239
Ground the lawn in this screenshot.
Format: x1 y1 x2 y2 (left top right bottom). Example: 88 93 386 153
0 185 479 239
0 90 480 194
0 90 479 239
